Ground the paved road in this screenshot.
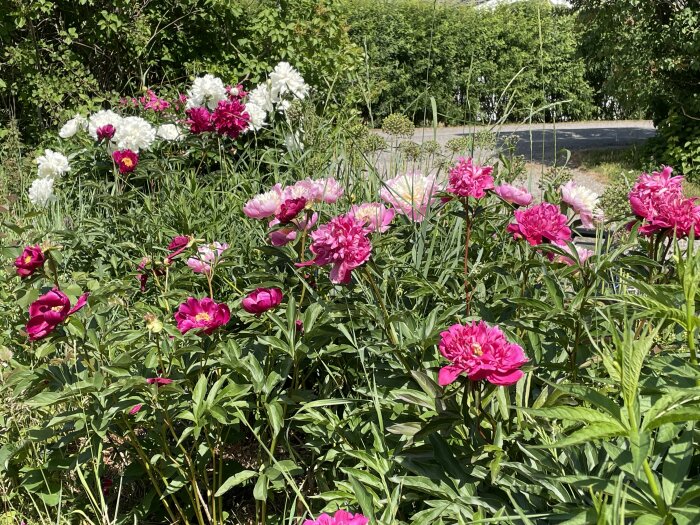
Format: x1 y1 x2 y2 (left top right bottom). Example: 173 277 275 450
409 120 656 165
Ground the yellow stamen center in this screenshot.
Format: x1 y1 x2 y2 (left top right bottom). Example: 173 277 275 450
195 312 211 322
122 158 133 168
471 343 483 356
51 305 63 312
24 255 33 263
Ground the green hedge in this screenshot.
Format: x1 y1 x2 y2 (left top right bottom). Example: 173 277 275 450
343 0 594 125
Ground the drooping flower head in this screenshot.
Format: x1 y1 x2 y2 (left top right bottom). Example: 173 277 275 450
15 245 45 278
507 202 572 246
348 203 395 233
447 157 494 199
186 242 228 274
494 184 532 207
296 214 372 284
212 98 250 138
186 74 228 110
185 107 215 134
438 321 528 386
560 181 602 228
242 288 283 315
303 510 369 525
36 149 70 179
26 288 89 340
380 172 441 222
112 149 139 174
175 297 230 335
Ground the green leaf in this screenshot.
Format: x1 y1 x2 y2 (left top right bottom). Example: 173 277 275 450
214 470 257 497
662 427 693 505
536 423 625 448
348 474 377 523
522 406 625 429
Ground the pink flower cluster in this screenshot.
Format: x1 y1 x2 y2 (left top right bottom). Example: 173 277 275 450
629 167 700 237
303 510 368 525
297 213 372 284
507 202 572 246
185 90 250 138
438 321 528 386
187 242 228 274
140 90 171 112
348 202 395 232
244 178 344 219
447 157 494 199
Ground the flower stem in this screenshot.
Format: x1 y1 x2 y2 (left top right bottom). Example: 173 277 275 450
463 199 472 317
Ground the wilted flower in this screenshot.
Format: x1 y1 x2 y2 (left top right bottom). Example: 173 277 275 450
59 114 87 139
296 214 372 284
303 510 369 525
88 109 122 140
26 288 89 340
507 202 572 246
186 74 228 110
438 321 528 386
560 181 601 228
348 202 395 233
494 184 532 207
143 312 163 333
15 245 45 278
112 149 139 174
380 172 441 222
212 98 250 138
28 178 55 207
113 116 156 152
185 107 215 134
447 157 494 199
36 149 70 179
242 288 283 314
175 297 230 335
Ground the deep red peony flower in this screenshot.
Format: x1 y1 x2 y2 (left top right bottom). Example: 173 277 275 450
15 245 45 278
212 98 250 138
275 198 307 224
112 149 139 174
185 107 215 133
26 288 89 340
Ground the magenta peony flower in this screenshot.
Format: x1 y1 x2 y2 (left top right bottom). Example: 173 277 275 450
645 196 700 238
348 203 395 233
165 235 193 264
185 107 214 133
96 124 116 141
494 184 532 207
146 377 173 387
560 181 601 228
268 212 318 246
507 202 572 246
186 242 228 274
26 288 89 340
242 288 283 315
438 321 528 386
447 157 494 198
15 245 46 278
380 172 441 222
296 214 372 284
629 166 684 222
303 510 369 525
112 149 139 174
175 297 230 335
276 197 307 224
129 404 143 415
212 98 250 138
244 184 284 219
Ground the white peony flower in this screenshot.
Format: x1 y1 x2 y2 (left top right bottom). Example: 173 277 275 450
244 103 267 131
36 149 70 179
59 114 88 139
186 74 227 110
28 178 55 207
156 123 184 141
88 110 123 140
248 83 274 113
560 180 602 228
269 62 309 101
113 116 156 152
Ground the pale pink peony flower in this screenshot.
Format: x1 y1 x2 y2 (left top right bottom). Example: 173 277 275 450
555 245 594 266
296 214 372 284
494 184 532 207
560 181 601 228
507 202 572 246
348 202 395 233
282 178 344 204
438 321 528 387
447 157 494 198
243 184 284 219
187 242 228 274
303 510 369 525
380 172 441 222
175 297 230 335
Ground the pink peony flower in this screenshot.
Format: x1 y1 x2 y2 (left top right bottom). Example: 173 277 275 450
629 166 684 222
112 149 139 174
96 124 116 141
494 184 532 207
140 90 170 112
15 245 45 278
242 288 283 315
438 321 528 386
348 203 395 233
268 212 318 246
26 288 89 340
296 214 372 284
175 297 230 335
186 242 228 274
129 404 143 415
146 377 173 387
212 98 249 138
275 197 307 224
447 157 494 198
560 181 601 228
303 510 369 525
645 196 700 238
507 202 572 246
380 172 441 222
555 245 594 266
282 178 344 204
185 107 214 133
244 184 283 219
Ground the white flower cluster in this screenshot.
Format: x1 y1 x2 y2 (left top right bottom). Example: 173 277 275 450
28 148 71 207
156 123 184 141
113 116 156 152
186 74 227 110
